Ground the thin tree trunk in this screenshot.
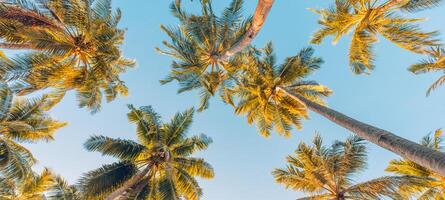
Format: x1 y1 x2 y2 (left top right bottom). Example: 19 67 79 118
105 165 151 200
118 176 150 200
216 0 275 61
276 87 445 176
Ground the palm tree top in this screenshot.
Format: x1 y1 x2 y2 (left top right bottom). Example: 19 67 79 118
0 83 66 180
386 129 445 199
0 0 135 113
79 105 214 199
0 167 70 200
310 0 440 74
229 43 332 137
409 47 445 96
273 133 414 199
158 0 253 111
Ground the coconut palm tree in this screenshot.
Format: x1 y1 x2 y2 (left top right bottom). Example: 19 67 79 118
386 129 445 199
0 83 66 180
409 47 445 96
228 43 331 137
273 134 417 200
0 168 57 200
310 0 440 74
228 43 445 176
0 0 135 113
45 175 83 200
158 0 256 111
179 0 275 62
79 105 214 200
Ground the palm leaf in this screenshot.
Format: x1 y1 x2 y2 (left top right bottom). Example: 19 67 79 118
84 135 145 161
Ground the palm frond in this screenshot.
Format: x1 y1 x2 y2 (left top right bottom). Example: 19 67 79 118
84 135 145 161
78 161 137 199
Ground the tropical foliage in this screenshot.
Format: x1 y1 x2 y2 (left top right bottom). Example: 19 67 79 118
273 134 417 199
158 0 252 111
410 47 445 95
227 43 332 137
0 0 444 199
0 0 135 113
0 83 66 180
386 129 445 199
310 0 440 73
79 105 214 200
0 168 74 200
159 0 445 177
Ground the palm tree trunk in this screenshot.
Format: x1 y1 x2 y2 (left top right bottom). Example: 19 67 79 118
216 0 275 61
105 165 151 200
276 87 445 176
118 176 150 200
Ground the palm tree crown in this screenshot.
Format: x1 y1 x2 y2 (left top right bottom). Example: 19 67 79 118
0 168 59 200
311 0 439 74
273 134 413 199
79 105 214 200
386 129 445 199
158 0 252 111
0 0 135 113
229 43 331 137
0 83 66 180
409 47 445 95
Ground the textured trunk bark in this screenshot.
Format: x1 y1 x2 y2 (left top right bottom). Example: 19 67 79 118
276 87 445 176
118 176 150 200
105 165 151 200
216 0 275 61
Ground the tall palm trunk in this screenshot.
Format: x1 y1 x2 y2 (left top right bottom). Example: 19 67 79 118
105 165 151 200
216 0 275 61
276 87 445 176
118 176 150 200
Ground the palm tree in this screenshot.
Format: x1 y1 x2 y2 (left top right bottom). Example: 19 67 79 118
409 47 445 95
273 134 416 199
79 105 214 200
0 0 135 113
0 168 57 200
310 0 440 74
158 0 256 111
230 43 331 137
386 129 445 199
229 43 445 176
44 173 83 200
0 83 66 180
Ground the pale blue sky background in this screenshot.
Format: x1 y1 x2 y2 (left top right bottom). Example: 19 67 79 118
22 0 445 199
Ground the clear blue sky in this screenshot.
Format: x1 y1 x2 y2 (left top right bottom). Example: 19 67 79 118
23 1 445 199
